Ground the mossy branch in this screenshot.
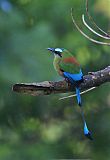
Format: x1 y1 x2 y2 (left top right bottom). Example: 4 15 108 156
12 66 110 96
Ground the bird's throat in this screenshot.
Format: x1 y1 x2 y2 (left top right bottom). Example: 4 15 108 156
53 55 62 75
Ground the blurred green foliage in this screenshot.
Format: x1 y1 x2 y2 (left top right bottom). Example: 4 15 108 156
0 0 110 159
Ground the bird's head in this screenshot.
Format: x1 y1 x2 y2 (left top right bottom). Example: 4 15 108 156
47 48 64 58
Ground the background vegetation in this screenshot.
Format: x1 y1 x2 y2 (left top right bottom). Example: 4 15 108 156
0 0 110 159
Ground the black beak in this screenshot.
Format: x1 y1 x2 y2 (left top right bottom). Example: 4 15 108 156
47 48 55 52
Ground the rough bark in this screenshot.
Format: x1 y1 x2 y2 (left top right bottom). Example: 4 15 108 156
12 66 110 96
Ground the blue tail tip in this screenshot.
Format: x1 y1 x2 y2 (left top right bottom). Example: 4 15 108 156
84 122 93 140
85 132 93 140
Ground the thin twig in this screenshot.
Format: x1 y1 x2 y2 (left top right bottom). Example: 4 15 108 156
59 87 96 100
71 8 110 46
86 0 110 37
82 14 110 40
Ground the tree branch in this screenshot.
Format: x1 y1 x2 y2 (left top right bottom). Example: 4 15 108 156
12 66 110 96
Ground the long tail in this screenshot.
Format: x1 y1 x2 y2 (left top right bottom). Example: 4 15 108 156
80 107 93 140
76 87 93 140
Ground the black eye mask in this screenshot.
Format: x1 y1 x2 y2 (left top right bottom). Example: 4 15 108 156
54 51 62 57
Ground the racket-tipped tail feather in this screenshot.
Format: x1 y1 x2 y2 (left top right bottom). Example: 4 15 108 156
84 122 93 140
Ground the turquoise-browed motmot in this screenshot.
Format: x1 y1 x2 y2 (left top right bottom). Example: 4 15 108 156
47 47 93 140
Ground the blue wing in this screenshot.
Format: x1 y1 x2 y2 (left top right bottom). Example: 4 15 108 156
63 69 83 82
63 69 83 106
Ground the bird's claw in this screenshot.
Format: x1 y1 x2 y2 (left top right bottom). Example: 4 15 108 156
88 72 95 75
64 78 71 86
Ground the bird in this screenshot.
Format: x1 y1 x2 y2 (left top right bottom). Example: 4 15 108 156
47 47 93 140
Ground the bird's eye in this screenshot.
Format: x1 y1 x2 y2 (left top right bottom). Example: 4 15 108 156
54 51 58 54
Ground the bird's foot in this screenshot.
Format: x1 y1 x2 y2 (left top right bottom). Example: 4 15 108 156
88 72 95 75
64 78 71 86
